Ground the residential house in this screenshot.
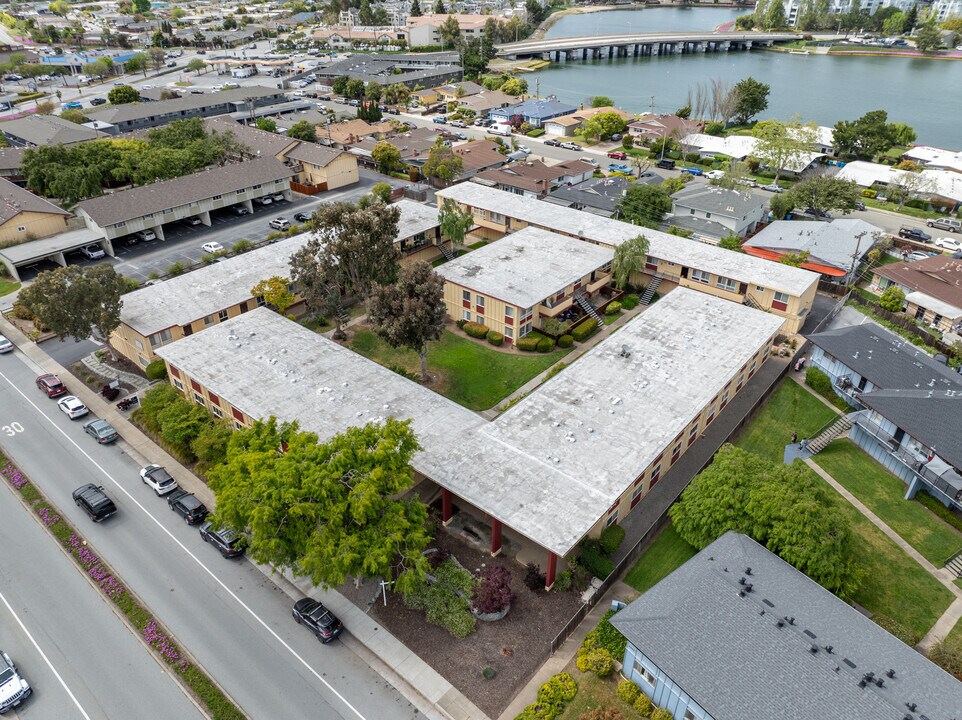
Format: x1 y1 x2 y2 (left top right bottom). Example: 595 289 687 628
435 81 483 102
321 118 395 147
456 89 514 116
437 227 614 342
452 140 507 179
392 199 445 265
807 322 962 511
473 159 595 199
545 176 630 218
541 106 634 138
489 98 579 129
612 531 962 720
284 142 359 192
0 178 70 247
667 185 768 242
627 114 702 142
349 126 438 170
869 255 962 335
838 161 962 212
435 183 818 334
744 219 883 281
411 88 442 106
155 289 781 589
0 147 25 185
901 145 962 173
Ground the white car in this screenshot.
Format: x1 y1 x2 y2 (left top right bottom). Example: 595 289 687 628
140 464 179 496
517 145 532 155
137 229 157 242
269 217 291 230
907 251 933 262
57 395 89 419
706 170 725 180
934 237 962 253
271 193 285 202
202 241 225 254
760 183 783 193
0 334 13 353
255 196 273 205
80 244 105 260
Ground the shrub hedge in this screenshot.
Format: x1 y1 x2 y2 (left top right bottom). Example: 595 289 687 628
557 334 573 348
515 672 578 720
536 337 556 353
599 524 626 555
805 366 850 411
915 491 962 535
621 294 639 310
133 383 230 465
403 558 477 639
463 321 490 339
487 331 504 346
571 317 598 342
605 301 622 316
145 359 168 381
593 609 627 659
516 335 541 352
576 647 614 677
579 538 614 579
634 694 653 716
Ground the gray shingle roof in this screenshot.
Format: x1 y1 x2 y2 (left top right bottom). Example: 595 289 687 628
807 324 962 392
0 114 99 146
745 219 884 273
859 389 962 470
0 177 69 224
75 157 293 227
611 532 962 720
283 141 345 168
671 184 766 218
87 86 284 125
203 116 297 158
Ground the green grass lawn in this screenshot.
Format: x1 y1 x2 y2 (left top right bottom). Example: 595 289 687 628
0 278 20 297
816 440 962 566
624 523 697 594
349 328 569 411
557 668 635 720
735 380 838 463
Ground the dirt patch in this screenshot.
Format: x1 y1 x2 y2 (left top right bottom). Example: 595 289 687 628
365 531 583 718
100 351 148 379
69 361 137 399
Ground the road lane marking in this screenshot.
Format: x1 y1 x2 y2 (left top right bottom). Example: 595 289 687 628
0 589 93 720
0 369 368 720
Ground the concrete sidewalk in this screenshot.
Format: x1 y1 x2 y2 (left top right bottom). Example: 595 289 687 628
0 313 489 720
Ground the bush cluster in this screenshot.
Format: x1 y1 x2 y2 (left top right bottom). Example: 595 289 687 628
571 317 598 342
915 491 962 534
616 679 640 704
599 525 626 556
804 366 849 411
516 334 543 352
576 646 614 677
558 334 574 348
515 672 578 720
487 331 504 346
633 694 653 717
593 609 628 658
862 189 877 198
579 538 615 579
463 321 489 339
145 359 168 381
403 558 477 639
524 562 546 592
605 301 622 316
620 294 639 310
133 383 231 468
537 337 556 353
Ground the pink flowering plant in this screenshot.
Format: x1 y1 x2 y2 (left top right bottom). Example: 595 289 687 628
0 453 243 720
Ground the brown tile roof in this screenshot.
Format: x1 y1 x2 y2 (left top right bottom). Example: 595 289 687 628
0 177 69 224
326 118 393 146
75 157 293 227
874 256 962 309
453 140 505 173
283 141 345 168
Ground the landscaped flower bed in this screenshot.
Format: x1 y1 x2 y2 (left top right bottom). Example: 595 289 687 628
0 455 245 720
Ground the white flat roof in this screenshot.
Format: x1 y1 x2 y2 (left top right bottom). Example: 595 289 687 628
394 199 440 241
905 291 962 319
120 232 312 336
155 288 782 557
436 227 613 308
435 184 818 297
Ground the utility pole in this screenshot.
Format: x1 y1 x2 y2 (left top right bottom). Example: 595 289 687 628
649 95 654 116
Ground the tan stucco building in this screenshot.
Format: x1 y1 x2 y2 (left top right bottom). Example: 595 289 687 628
0 177 70 248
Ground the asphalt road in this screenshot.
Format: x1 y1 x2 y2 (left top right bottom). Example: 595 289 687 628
0 349 422 720
0 474 203 720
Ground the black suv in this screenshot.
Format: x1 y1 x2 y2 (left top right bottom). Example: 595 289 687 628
199 522 246 558
292 598 343 643
72 484 117 522
898 226 932 243
656 159 676 170
166 490 209 524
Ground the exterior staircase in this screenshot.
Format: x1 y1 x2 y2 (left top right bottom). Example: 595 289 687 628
437 242 455 261
945 549 962 579
640 277 661 306
574 292 602 323
743 293 766 312
806 416 853 454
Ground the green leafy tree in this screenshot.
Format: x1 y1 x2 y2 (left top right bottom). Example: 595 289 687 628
616 183 672 229
764 0 786 28
125 52 148 76
788 173 861 216
191 421 233 470
833 110 906 159
187 57 207 73
438 198 473 257
384 83 411 106
48 1 70 16
60 108 89 124
780 250 810 267
368 262 446 382
208 417 431 592
719 232 744 252
500 76 527 96
797 0 819 30
344 78 365 99
370 182 392 204
670 445 859 596
133 0 150 13
147 46 165 71
108 84 140 104
409 0 422 16
332 75 350 96
752 118 817 183
254 117 276 133
365 81 383 102
769 192 795 220
753 0 769 27
581 111 627 141
881 12 905 35
434 0 447 13
18 265 126 352
612 234 650 290
879 285 906 312
905 4 919 31
590 95 614 108
730 77 770 125
422 139 463 185
358 0 374 25
251 276 295 314
914 22 943 52
371 141 402 173
287 120 317 142
438 15 461 48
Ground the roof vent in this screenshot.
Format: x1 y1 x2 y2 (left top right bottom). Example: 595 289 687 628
824 645 834 654
809 644 818 654
745 567 752 575
743 583 753 593
619 344 631 358
906 702 917 712
776 619 785 629
886 669 895 679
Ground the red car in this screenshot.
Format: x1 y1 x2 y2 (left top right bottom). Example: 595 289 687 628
607 151 627 160
36 373 67 397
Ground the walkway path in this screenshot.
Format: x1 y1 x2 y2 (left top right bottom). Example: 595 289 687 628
81 351 154 391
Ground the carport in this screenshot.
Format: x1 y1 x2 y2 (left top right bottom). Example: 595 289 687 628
0 228 109 281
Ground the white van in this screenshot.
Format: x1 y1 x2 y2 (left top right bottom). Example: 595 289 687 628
487 124 511 137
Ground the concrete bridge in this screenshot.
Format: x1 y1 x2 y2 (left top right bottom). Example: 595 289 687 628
495 31 801 61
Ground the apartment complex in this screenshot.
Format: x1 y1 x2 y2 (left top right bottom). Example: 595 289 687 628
435 184 818 334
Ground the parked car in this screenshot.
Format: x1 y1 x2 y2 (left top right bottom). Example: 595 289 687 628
805 207 832 220
36 373 67 398
449 120 467 128
656 159 676 170
232 205 249 215
57 395 89 419
62 101 83 109
608 163 632 174
83 418 118 444
73 483 117 522
167 490 209 524
607 150 627 160
269 217 291 230
735 177 758 188
560 142 582 151
202 241 225 254
760 183 783 193
432 116 447 124
705 170 725 180
543 138 561 147
609 133 623 142
90 97 107 106
140 464 178 496
255 196 273 206
853 200 866 211
0 650 32 714
580 157 599 167
0 334 12 354
387 107 400 115
907 250 934 262
934 237 962 252
292 598 344 643
80 244 105 260
517 145 532 155
199 522 247 558
681 167 703 176
137 229 157 242
183 216 202 226
271 193 286 203
927 218 961 233
294 212 311 223
898 226 932 242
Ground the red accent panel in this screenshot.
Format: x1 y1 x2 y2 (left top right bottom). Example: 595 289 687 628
207 391 220 406
491 519 502 554
462 300 471 309
442 489 452 523
190 379 201 393
772 300 788 311
546 553 558 589
475 305 484 313
231 406 244 422
169 366 181 378
504 316 514 325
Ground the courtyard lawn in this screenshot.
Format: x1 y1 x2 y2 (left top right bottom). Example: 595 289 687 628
349 328 569 411
735 380 838 463
0 278 20 297
816 440 962 566
624 523 697 595
557 668 635 720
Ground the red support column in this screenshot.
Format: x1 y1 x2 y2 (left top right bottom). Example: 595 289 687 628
545 552 558 591
490 518 502 557
441 489 453 526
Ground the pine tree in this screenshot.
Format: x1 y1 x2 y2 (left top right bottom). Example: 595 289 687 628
409 0 422 16
764 0 786 29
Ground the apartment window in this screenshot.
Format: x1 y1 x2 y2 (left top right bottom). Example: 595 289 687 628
650 465 661 488
476 314 484 324
193 392 205 405
630 483 644 508
720 389 730 409
504 326 513 339
688 424 698 444
606 510 619 527
213 194 222 200
705 212 712 219
462 309 471 321
218 309 229 322
134 339 144 351
138 355 148 367
163 208 174 214
256 296 266 307
520 322 532 337
689 208 695 215
690 269 710 284
706 404 716 425
772 291 789 311
172 378 184 390
203 314 215 326
756 285 765 292
490 211 505 224
231 406 245 423
504 306 514 318
476 295 485 307
670 442 682 465
684 711 696 720
212 405 223 418
749 359 757 377
736 373 745 391
462 289 470 302
149 328 173 348
716 276 737 293
16 225 25 232
235 421 244 430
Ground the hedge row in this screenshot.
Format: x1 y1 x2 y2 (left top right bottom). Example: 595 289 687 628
463 321 489 339
0 456 245 720
133 383 231 470
571 317 598 342
915 491 962 535
514 672 577 720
